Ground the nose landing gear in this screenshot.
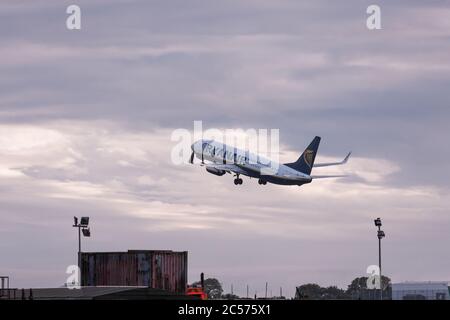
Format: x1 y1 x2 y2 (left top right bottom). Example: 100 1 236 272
234 174 243 185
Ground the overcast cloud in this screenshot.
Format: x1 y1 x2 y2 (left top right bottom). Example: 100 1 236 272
0 0 449 297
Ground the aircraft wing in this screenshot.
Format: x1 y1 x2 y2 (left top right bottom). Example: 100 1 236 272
207 163 248 175
313 152 351 168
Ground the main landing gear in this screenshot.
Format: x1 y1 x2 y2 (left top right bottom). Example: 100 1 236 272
258 179 267 185
234 174 243 185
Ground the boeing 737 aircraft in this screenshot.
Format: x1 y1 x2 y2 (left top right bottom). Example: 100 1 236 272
189 136 351 186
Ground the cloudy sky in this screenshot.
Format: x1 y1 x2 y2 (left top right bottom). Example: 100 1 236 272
1 0 449 297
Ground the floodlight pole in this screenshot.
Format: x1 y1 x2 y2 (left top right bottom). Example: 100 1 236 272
73 217 90 275
78 224 81 270
374 217 385 301
73 220 82 270
378 229 382 301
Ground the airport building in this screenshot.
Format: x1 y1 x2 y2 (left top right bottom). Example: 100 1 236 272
392 282 449 300
80 250 188 294
1 250 193 300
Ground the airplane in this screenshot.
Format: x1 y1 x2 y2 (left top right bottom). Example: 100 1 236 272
189 136 351 186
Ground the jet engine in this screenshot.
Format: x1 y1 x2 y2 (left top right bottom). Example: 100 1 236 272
206 166 226 176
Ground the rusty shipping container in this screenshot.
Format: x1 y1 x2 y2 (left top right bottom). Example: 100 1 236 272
80 250 188 294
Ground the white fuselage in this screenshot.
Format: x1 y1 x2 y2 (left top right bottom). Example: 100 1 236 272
191 139 312 185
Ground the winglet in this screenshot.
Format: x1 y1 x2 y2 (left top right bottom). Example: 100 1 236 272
313 151 352 168
343 151 352 164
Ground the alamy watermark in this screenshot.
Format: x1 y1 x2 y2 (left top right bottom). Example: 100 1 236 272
171 121 281 174
66 5 81 30
65 5 380 31
366 5 381 30
366 265 381 289
65 265 81 289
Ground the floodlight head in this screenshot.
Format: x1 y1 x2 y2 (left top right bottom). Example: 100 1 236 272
82 227 91 237
80 217 89 226
374 218 382 227
73 216 78 226
377 230 385 239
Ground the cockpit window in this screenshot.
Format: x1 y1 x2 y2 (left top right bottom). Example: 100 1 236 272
201 139 213 151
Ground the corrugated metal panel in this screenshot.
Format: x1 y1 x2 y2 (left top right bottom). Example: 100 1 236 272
80 250 187 294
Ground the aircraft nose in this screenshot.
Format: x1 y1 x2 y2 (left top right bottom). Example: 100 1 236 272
191 140 203 153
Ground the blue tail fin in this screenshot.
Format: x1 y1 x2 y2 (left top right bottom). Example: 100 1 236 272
284 136 321 174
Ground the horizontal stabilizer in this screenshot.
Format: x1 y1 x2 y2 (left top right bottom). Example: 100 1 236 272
314 152 351 168
311 174 348 179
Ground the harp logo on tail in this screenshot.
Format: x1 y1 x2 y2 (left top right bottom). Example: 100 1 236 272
304 149 314 168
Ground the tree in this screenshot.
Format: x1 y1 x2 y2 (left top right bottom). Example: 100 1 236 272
295 275 393 300
222 293 240 300
322 286 349 300
346 276 391 299
346 277 369 294
295 283 323 300
295 283 350 300
191 278 223 299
